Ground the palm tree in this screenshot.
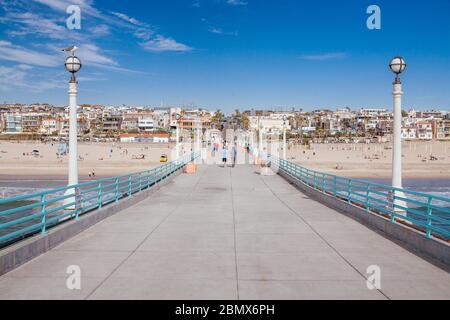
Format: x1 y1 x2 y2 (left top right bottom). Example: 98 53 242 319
211 110 224 129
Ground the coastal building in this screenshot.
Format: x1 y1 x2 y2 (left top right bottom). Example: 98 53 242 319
358 108 389 117
416 121 434 140
60 118 89 136
121 115 139 132
401 127 417 140
22 113 45 133
138 118 155 132
119 133 170 143
101 113 122 133
248 116 291 133
436 120 450 140
4 114 22 133
41 118 62 135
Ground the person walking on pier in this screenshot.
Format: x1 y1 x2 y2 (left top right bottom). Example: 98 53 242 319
231 144 237 167
221 145 228 167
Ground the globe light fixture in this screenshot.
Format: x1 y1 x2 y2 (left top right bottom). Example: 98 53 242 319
64 56 82 73
389 56 406 83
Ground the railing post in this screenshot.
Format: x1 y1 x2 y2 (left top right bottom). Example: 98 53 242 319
426 196 433 239
128 175 132 196
139 173 143 192
333 176 337 197
313 172 317 190
321 174 325 193
75 187 81 220
389 190 396 223
40 194 47 235
347 180 352 203
365 185 370 212
115 178 119 202
98 182 103 209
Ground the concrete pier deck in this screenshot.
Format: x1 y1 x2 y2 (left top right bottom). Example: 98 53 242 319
0 165 449 299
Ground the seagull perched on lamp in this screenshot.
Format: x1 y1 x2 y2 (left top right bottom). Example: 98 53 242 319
62 45 78 55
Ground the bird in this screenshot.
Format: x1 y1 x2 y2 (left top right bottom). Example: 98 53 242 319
62 45 78 53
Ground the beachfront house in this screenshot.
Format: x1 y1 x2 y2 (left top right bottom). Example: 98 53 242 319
4 114 22 134
119 133 170 143
41 118 62 135
416 121 434 140
138 118 155 132
436 120 450 140
401 127 417 140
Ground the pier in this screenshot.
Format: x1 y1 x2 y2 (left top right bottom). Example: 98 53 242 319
0 160 449 299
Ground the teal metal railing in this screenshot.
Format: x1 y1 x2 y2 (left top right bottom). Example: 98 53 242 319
269 154 450 242
0 152 198 247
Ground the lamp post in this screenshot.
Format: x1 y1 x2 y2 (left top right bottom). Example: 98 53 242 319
175 113 181 159
196 116 201 161
389 56 407 215
63 49 82 209
282 115 287 160
259 120 263 156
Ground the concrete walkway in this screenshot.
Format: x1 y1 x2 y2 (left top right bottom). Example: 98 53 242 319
0 165 449 299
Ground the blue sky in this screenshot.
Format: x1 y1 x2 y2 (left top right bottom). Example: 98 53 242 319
0 0 449 111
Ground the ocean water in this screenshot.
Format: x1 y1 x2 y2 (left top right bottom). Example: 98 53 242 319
364 178 450 200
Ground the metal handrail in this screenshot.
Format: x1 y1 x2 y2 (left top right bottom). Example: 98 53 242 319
268 154 450 242
0 152 199 246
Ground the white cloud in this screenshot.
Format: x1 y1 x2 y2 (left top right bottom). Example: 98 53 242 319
76 43 118 66
141 35 193 53
208 27 238 36
0 41 59 67
299 52 348 61
90 24 111 37
111 11 147 27
227 0 248 6
0 64 64 92
4 12 74 40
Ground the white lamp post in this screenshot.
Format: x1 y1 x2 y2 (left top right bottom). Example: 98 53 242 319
389 56 407 215
63 49 82 209
175 113 181 159
282 115 287 160
259 120 263 156
196 116 201 161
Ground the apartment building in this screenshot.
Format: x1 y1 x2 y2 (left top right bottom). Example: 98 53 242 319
101 113 122 132
41 118 62 135
138 118 155 132
436 120 450 140
5 114 22 133
22 113 45 133
416 121 434 140
401 127 417 140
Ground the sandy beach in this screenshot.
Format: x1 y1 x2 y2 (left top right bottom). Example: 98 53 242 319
284 141 450 179
0 140 449 182
0 141 178 178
